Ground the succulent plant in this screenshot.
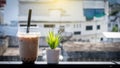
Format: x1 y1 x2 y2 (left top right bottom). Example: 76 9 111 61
46 31 61 49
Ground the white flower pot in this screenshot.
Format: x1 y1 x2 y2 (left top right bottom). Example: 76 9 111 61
46 48 61 64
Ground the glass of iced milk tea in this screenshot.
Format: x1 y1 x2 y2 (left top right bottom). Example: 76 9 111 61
18 32 40 63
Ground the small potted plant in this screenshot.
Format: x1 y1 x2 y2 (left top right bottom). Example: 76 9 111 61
46 31 61 64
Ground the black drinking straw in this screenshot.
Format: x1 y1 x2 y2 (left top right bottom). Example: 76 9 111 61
26 9 32 33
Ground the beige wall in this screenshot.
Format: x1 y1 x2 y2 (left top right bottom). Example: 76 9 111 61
19 0 84 19
18 0 108 42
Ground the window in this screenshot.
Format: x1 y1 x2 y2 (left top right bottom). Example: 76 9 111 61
58 26 65 33
86 17 93 21
74 31 81 35
97 25 100 30
73 24 76 28
108 23 111 27
74 24 81 28
79 24 81 27
84 9 94 21
44 24 55 28
101 37 103 41
20 24 37 27
83 9 105 21
86 25 93 30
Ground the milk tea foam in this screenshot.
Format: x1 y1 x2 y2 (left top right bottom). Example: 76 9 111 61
18 33 40 62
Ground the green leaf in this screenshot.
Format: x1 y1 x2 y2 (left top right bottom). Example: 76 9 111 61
46 31 61 49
